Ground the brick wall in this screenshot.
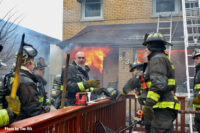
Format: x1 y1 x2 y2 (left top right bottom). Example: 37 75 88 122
63 0 156 40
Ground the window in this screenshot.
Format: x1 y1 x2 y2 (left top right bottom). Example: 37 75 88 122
153 0 182 16
82 0 103 21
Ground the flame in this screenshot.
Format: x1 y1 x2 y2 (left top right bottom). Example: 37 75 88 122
71 46 111 73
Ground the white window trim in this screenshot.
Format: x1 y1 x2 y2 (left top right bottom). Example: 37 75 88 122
152 0 182 17
81 0 103 21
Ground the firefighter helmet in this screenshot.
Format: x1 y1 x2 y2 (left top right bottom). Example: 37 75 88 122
34 57 47 69
15 46 37 59
129 61 143 72
192 48 200 59
143 32 173 46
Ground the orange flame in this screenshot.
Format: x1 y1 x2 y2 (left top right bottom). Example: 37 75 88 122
71 46 111 73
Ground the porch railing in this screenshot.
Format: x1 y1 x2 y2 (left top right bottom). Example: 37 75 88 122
0 95 186 133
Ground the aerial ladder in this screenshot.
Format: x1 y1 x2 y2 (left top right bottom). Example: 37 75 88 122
182 0 200 132
157 13 173 58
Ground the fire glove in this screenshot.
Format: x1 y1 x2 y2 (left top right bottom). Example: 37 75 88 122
138 96 146 105
6 96 21 115
92 87 105 95
85 79 100 88
193 97 200 105
103 87 119 100
143 103 154 120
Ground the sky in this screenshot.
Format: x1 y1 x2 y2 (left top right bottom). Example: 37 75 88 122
0 0 63 40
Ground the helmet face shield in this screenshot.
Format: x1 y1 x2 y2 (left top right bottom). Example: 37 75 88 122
23 46 38 59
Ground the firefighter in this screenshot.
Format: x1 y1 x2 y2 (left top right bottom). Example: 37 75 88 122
192 48 200 132
122 61 143 97
33 57 50 112
51 74 62 109
3 45 43 120
0 44 21 127
121 62 152 133
142 32 180 133
60 51 102 107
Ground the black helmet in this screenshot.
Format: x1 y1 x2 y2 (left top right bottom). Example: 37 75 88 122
192 48 200 59
23 46 38 59
129 61 143 72
15 46 38 59
34 57 47 69
143 32 173 46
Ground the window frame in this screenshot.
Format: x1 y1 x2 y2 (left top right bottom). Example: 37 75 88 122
152 0 182 17
81 0 103 21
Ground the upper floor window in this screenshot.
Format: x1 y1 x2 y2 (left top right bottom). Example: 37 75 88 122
153 0 182 16
82 0 103 21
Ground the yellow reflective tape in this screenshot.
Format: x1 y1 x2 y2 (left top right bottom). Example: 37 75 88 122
194 104 200 108
148 34 152 38
147 91 160 102
46 98 50 103
121 91 126 95
60 85 63 91
146 79 175 88
175 103 181 110
167 57 175 69
90 87 94 92
85 89 89 91
194 84 200 89
39 97 44 102
9 77 14 85
153 33 158 37
159 34 163 37
174 96 178 100
153 102 180 110
168 79 175 85
111 90 116 96
0 109 9 127
146 81 151 88
171 65 175 69
77 82 85 91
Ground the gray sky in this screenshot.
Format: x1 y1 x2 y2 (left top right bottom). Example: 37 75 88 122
0 0 63 40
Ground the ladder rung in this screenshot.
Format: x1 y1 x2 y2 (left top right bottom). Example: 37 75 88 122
159 21 171 23
189 77 194 79
185 0 198 3
159 27 170 30
163 34 170 36
187 24 200 27
188 33 200 36
188 54 193 56
188 65 195 67
186 7 199 10
187 43 200 47
187 16 200 19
